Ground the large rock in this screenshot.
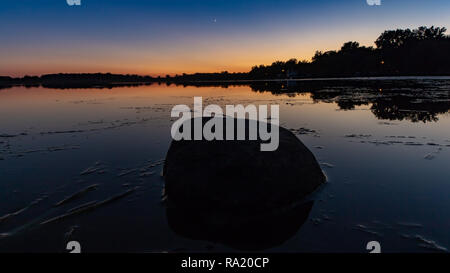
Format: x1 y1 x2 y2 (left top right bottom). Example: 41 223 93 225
163 117 325 211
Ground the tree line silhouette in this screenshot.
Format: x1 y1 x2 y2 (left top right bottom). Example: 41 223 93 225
248 26 450 79
0 73 155 89
1 26 450 88
163 26 450 81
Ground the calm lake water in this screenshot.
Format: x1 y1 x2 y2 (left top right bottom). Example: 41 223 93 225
0 78 449 253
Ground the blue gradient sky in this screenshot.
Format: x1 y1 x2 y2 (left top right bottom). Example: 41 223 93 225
1 0 450 76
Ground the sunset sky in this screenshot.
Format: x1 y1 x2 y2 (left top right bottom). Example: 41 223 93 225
1 0 450 77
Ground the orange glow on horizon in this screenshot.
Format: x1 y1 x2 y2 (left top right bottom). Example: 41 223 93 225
0 30 376 77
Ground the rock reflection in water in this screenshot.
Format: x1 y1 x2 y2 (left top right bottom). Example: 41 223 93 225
166 201 314 251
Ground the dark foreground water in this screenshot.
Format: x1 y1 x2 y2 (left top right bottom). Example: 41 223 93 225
0 78 449 253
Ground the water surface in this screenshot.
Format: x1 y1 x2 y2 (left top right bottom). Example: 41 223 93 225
0 79 449 252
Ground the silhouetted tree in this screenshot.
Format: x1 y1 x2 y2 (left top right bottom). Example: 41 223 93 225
2 26 450 86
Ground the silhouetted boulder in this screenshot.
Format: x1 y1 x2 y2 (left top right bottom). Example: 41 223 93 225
163 118 325 211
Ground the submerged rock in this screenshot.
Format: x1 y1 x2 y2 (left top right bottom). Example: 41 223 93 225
163 117 325 210
54 184 99 207
415 235 448 252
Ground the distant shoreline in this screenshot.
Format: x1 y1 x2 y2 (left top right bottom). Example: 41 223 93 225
3 26 450 88
2 73 450 91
